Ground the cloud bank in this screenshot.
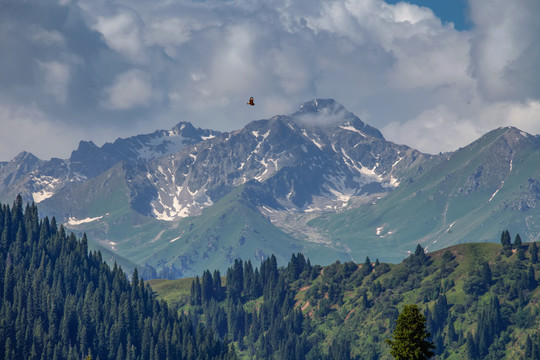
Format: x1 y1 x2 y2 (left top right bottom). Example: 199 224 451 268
0 0 539 160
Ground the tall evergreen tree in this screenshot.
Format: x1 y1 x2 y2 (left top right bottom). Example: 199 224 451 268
481 262 492 286
362 257 373 276
500 230 512 251
515 234 525 260
531 242 539 264
202 270 214 303
385 304 435 360
528 265 537 289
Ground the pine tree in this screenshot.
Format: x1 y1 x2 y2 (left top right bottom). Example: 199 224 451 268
362 257 373 276
481 262 492 286
466 332 477 359
528 265 537 289
202 270 214 303
385 304 435 360
476 296 502 358
515 234 525 260
531 242 538 264
525 335 533 358
500 230 512 251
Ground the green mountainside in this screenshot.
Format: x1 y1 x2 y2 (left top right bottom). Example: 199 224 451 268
47 126 540 276
46 176 353 277
150 238 540 360
310 127 540 263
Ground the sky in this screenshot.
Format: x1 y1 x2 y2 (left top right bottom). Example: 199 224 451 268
0 0 539 161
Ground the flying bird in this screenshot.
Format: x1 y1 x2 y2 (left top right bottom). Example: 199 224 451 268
247 97 255 106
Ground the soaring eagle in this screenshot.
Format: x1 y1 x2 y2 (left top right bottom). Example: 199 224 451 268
246 97 255 106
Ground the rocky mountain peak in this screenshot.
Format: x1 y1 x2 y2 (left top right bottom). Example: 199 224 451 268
291 99 384 140
474 126 539 153
170 122 197 137
296 99 345 114
12 151 40 164
70 141 100 159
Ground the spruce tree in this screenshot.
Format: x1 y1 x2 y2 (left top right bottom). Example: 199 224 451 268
528 265 537 289
515 234 525 260
531 242 538 264
386 304 435 360
363 256 373 276
481 262 492 286
466 332 477 359
500 230 512 251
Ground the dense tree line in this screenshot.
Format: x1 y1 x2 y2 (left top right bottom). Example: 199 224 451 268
0 196 236 360
188 253 354 359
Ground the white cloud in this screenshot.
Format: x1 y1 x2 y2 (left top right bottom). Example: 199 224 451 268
30 27 66 47
143 16 213 59
39 61 71 103
469 0 540 101
102 69 154 110
383 106 483 154
479 100 540 134
92 10 146 62
0 100 81 161
383 100 540 154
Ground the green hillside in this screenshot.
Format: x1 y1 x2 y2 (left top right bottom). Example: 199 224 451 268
41 166 353 277
134 183 352 277
310 127 540 263
149 238 540 360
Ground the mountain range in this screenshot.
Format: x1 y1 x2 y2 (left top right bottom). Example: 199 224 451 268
1 99 538 277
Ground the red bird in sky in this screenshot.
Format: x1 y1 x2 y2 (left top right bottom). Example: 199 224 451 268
246 97 255 106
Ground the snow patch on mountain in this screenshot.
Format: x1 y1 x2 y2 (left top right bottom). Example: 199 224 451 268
151 176 214 221
328 188 352 207
30 175 62 203
339 124 366 138
66 215 103 226
301 129 324 149
489 156 513 202
387 176 400 187
32 191 55 203
392 156 404 167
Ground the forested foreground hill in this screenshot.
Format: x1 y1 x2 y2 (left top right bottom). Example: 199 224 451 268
0 196 236 360
151 239 540 360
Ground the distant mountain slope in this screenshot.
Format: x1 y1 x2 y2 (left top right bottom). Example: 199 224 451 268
1 99 539 276
33 99 431 275
0 121 219 205
310 127 540 263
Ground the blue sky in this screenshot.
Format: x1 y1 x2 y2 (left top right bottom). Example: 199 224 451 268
0 0 539 161
385 0 471 30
